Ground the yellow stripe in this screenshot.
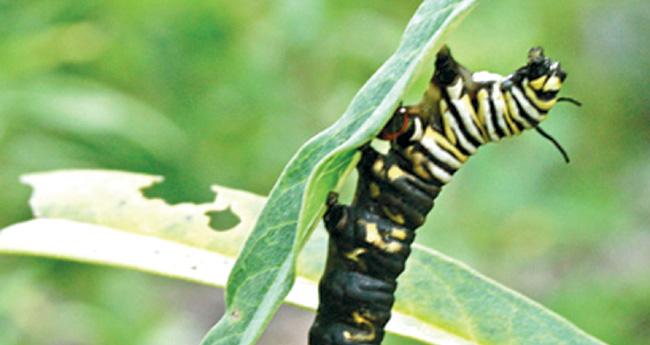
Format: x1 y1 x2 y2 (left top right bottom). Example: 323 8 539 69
529 75 547 90
460 94 488 140
426 127 468 162
344 248 367 267
523 83 557 111
412 152 433 180
503 92 521 135
443 116 457 145
476 89 489 125
543 76 562 92
382 206 405 225
403 147 431 180
440 99 458 145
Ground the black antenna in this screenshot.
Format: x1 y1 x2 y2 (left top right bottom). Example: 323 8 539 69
557 97 582 106
535 127 570 163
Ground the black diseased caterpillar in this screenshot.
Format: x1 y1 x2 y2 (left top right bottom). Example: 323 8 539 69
309 46 579 345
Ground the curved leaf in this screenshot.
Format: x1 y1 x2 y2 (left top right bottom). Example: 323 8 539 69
203 1 479 344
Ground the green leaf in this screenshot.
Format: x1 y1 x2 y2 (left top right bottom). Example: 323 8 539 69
388 244 608 345
0 170 608 344
202 1 479 344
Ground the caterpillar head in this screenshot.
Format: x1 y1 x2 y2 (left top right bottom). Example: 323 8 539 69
521 47 580 163
522 47 567 109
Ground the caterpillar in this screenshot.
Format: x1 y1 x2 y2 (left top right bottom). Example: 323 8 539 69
308 46 579 345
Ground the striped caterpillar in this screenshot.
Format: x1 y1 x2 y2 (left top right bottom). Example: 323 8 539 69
309 46 579 345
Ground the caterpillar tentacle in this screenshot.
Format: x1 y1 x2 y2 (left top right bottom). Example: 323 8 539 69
309 46 575 345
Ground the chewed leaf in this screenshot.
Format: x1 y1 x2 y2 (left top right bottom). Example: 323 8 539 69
203 1 479 344
22 169 265 257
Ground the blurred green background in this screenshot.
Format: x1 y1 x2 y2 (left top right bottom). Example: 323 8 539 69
0 0 648 344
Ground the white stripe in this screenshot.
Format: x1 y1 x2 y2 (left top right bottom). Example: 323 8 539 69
472 71 502 83
451 95 486 144
410 117 424 141
512 83 543 123
447 78 463 99
426 160 453 184
505 91 533 129
491 85 511 137
443 111 477 154
479 88 500 142
472 72 503 143
447 78 485 144
419 136 462 169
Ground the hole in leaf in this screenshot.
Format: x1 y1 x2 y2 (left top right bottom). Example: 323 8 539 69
230 307 241 320
141 175 215 205
206 208 240 231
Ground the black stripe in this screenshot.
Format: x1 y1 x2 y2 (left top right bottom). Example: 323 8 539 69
412 142 457 175
510 89 537 128
410 142 456 187
501 88 525 132
442 90 482 149
393 146 446 188
519 81 552 114
536 88 558 102
486 84 506 139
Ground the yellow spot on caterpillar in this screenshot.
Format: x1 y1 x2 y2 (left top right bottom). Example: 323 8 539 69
382 206 405 225
344 248 368 271
372 158 384 174
369 183 381 198
543 76 562 92
344 312 376 342
387 165 405 180
529 75 547 90
364 223 404 254
424 127 468 162
365 223 384 246
384 242 403 254
389 227 408 241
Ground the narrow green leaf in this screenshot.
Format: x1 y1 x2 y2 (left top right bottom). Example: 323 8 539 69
202 1 478 344
0 218 239 287
0 170 608 344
